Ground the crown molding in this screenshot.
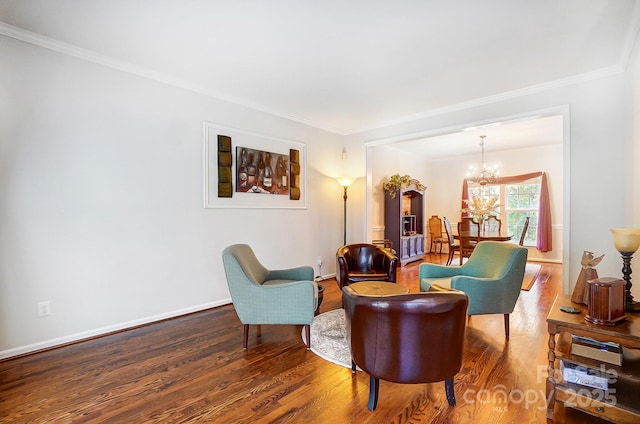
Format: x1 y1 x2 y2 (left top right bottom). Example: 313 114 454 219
1 19 635 138
0 21 341 135
344 63 625 135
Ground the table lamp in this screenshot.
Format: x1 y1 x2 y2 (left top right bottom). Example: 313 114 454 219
610 228 640 312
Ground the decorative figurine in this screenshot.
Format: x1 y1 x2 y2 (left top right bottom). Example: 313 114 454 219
571 251 604 304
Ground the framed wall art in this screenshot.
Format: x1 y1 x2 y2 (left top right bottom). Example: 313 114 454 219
203 122 307 209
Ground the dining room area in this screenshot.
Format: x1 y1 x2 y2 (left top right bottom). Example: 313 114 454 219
366 115 564 268
428 214 526 266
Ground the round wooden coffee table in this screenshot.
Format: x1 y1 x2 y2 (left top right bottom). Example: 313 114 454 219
348 281 409 296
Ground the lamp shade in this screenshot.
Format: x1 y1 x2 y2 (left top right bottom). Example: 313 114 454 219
610 228 640 253
336 178 355 187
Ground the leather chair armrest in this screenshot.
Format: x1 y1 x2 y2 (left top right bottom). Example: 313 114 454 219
375 248 398 283
337 256 349 289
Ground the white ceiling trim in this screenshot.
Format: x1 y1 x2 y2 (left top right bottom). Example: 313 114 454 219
348 64 624 136
0 21 341 134
0 19 633 137
363 105 567 148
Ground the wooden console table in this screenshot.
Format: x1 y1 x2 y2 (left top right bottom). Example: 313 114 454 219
546 294 640 422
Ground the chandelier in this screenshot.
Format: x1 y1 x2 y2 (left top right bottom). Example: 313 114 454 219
466 135 498 186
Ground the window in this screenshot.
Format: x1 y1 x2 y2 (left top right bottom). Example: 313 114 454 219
506 183 539 245
469 181 540 245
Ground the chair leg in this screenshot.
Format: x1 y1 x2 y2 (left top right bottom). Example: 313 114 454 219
504 314 510 339
304 324 311 350
243 324 250 349
368 375 379 411
351 360 357 374
445 378 456 406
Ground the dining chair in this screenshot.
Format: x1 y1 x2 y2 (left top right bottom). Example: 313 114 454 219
484 215 502 236
519 217 531 246
458 218 480 265
428 215 446 254
443 217 459 266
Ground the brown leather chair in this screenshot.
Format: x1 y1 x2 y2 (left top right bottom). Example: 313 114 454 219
342 286 468 410
336 243 398 290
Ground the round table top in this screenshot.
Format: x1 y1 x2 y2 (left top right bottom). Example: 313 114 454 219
348 281 409 296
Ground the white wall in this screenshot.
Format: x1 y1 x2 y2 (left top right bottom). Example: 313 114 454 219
632 25 640 306
0 36 345 357
350 55 637 296
368 145 429 241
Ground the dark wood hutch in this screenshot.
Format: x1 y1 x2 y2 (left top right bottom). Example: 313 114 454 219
384 184 425 265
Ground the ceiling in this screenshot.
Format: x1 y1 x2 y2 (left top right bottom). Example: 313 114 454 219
388 114 565 160
1 0 639 138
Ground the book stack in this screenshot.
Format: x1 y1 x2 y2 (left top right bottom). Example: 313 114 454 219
570 335 623 366
560 360 610 390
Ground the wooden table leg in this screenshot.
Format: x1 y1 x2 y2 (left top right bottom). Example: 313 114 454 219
546 331 557 420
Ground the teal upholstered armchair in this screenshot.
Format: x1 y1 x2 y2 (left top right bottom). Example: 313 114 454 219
222 244 318 349
419 241 528 338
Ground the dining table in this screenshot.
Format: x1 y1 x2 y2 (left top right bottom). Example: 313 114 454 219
454 232 513 242
453 231 513 265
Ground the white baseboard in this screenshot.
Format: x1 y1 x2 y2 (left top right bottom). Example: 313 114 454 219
316 273 337 282
0 298 232 361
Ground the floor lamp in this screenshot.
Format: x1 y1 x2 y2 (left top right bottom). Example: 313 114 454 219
611 228 640 312
337 178 354 246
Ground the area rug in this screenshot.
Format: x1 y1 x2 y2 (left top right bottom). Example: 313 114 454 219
522 263 542 291
302 308 353 369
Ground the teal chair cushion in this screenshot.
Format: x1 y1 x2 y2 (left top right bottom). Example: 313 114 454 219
419 241 528 316
222 244 317 325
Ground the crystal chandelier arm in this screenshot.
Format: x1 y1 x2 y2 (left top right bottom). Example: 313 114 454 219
467 135 498 186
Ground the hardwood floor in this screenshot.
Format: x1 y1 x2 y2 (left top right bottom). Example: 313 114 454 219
0 254 609 423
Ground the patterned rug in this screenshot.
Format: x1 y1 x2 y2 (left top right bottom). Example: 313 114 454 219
302 309 354 369
302 266 542 366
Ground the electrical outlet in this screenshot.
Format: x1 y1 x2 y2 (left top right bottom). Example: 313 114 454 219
38 301 51 317
316 256 323 281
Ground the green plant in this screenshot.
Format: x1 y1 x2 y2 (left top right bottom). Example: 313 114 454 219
382 174 426 198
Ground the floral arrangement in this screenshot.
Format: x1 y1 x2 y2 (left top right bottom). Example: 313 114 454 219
382 174 426 198
461 195 500 222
